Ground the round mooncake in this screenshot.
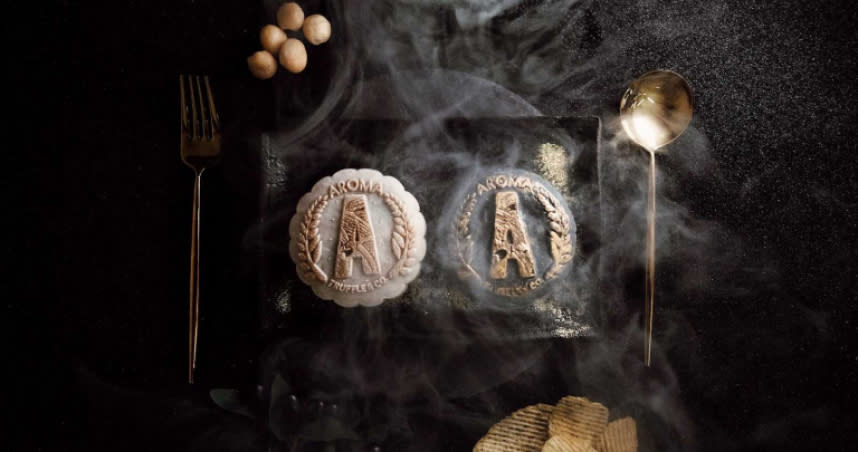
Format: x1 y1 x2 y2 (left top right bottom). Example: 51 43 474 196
289 169 426 307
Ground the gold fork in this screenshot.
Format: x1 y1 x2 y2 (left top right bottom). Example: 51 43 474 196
179 75 221 383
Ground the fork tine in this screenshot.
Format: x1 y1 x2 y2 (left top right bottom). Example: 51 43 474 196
179 75 188 133
188 75 199 139
194 75 208 139
203 76 220 133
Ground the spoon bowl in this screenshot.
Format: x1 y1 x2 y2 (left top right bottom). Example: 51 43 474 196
620 70 693 152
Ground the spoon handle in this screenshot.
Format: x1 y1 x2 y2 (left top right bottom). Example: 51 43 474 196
645 152 656 366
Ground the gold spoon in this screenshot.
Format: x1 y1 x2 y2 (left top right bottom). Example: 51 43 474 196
619 70 693 366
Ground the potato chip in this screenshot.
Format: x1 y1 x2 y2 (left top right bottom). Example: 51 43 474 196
542 434 598 452
593 417 637 452
474 404 555 452
548 396 609 443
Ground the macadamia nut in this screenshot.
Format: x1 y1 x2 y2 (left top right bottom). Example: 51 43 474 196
302 14 331 45
277 2 304 31
247 51 278 79
279 38 307 73
260 24 287 54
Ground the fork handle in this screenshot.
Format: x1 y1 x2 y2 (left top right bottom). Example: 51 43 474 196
188 171 202 383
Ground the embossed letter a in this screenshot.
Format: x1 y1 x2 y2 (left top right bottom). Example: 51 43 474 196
334 194 381 279
490 191 536 279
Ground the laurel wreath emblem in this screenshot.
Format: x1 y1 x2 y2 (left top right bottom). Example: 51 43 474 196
296 190 418 285
454 176 575 295
382 193 419 277
296 193 330 282
534 187 574 280
454 192 479 281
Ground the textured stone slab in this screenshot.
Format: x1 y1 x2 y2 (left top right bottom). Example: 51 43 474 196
289 168 427 307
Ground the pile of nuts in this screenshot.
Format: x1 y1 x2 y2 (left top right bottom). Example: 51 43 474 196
247 2 332 79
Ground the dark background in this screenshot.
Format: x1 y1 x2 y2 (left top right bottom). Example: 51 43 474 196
13 0 858 450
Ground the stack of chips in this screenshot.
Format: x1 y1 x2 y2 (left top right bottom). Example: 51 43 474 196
474 397 638 452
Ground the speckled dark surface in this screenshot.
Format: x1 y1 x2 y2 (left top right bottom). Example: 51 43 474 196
15 0 858 450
